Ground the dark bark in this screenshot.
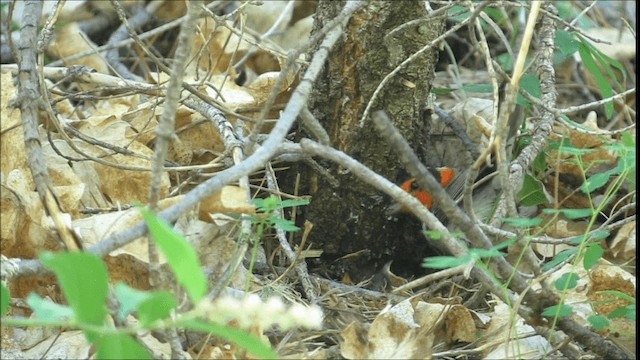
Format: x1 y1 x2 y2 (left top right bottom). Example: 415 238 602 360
295 1 445 281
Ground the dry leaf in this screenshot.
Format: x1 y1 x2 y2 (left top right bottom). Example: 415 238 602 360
483 303 551 359
200 185 256 219
608 221 636 261
48 23 109 75
340 300 434 359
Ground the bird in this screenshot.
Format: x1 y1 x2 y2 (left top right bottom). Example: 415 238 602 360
400 167 456 210
387 167 456 215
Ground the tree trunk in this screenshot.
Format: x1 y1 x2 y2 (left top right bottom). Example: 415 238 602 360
298 1 445 282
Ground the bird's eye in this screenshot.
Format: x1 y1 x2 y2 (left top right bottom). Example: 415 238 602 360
410 180 420 191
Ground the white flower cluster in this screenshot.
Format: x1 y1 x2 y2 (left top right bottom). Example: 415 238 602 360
199 294 323 330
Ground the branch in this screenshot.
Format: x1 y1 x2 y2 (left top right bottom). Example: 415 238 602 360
8 0 364 280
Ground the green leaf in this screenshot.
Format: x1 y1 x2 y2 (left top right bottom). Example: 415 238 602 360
1 283 9 316
424 230 443 240
432 87 457 95
491 237 518 251
541 248 578 271
518 174 548 206
532 150 547 173
253 196 280 212
608 304 635 320
462 83 493 93
569 235 587 245
577 43 614 118
582 166 619 193
279 198 310 208
597 290 636 304
181 319 278 359
270 217 300 232
583 243 604 270
569 231 609 246
518 73 541 106
114 283 152 321
26 293 74 321
138 291 176 326
588 315 610 331
543 208 594 219
253 196 309 212
547 137 570 151
503 217 543 228
542 304 573 318
555 30 580 57
40 251 108 342
96 334 152 360
589 230 610 241
580 34 626 86
556 3 596 29
139 207 207 303
556 144 594 156
497 52 513 72
554 272 579 291
621 131 636 148
113 283 176 326
562 208 595 219
447 5 471 23
423 230 464 240
423 255 471 269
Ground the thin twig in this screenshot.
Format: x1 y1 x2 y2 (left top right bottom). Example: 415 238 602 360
264 163 317 300
9 0 362 283
245 1 365 152
359 1 491 127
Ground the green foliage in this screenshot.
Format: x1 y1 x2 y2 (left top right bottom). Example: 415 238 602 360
517 72 541 106
40 251 109 342
537 132 633 332
598 291 636 320
541 248 578 272
583 243 604 270
447 5 473 23
542 304 573 318
503 216 542 228
555 3 596 29
514 135 548 173
422 238 515 269
543 208 594 219
556 29 626 119
423 230 464 240
26 293 74 321
585 229 610 242
555 30 581 57
250 196 310 232
1 282 9 316
587 314 610 331
584 132 637 194
139 206 207 303
0 208 282 359
180 319 278 359
587 290 635 331
114 283 176 326
554 272 579 291
96 334 153 360
431 121 633 336
242 196 309 292
517 174 548 206
431 1 633 344
609 304 635 320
